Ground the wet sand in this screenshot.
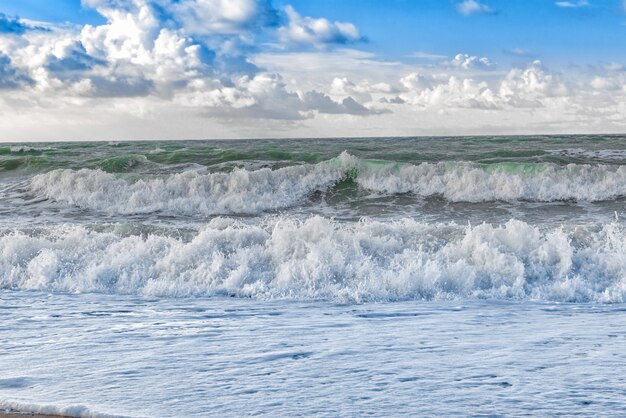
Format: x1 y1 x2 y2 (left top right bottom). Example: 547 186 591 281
0 412 65 418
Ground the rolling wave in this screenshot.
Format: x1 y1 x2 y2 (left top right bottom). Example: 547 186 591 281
29 153 354 215
1 217 625 303
28 152 626 215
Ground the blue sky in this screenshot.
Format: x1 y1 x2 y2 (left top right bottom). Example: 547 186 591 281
0 0 625 140
3 0 624 66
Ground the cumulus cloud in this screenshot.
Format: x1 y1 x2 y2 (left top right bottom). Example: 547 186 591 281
0 0 625 138
0 54 33 88
174 72 384 119
278 5 363 47
400 72 498 109
396 61 568 111
164 0 279 35
0 13 29 34
456 0 496 16
330 77 394 103
498 61 568 107
449 53 495 70
0 0 377 126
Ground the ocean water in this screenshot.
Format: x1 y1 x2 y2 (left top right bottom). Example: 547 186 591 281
1 136 625 416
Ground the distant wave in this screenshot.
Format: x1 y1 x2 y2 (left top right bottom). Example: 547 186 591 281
28 152 626 215
5 145 55 153
1 217 625 303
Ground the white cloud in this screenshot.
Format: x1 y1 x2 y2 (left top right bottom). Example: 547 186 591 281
498 61 568 107
555 0 589 8
456 0 495 16
174 72 384 119
449 53 495 70
83 0 278 35
166 0 278 35
396 61 570 111
0 1 625 139
399 72 499 109
278 5 362 47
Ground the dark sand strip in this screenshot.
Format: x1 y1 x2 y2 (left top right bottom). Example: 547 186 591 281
0 412 67 418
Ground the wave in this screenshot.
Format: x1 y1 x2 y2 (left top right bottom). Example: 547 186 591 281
356 159 626 202
0 145 55 154
28 152 626 215
29 153 355 215
1 217 625 303
548 148 626 162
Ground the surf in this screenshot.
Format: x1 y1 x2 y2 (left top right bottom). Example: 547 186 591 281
27 152 626 216
1 216 625 303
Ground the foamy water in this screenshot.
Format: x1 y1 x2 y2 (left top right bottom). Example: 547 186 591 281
1 136 626 416
1 217 625 303
28 153 626 218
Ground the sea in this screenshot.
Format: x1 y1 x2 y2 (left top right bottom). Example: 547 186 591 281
0 136 625 417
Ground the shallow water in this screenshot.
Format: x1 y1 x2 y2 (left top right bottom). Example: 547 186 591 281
0 292 625 417
1 136 626 416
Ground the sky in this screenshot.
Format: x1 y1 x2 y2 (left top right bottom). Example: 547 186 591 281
0 0 625 141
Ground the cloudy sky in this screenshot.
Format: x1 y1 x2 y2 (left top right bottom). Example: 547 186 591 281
0 0 625 141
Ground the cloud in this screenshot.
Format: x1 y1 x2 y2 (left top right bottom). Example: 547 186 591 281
330 77 394 103
498 61 568 107
555 0 589 8
456 0 496 16
173 72 384 120
45 41 106 75
1 0 626 139
0 0 375 124
449 53 495 70
301 91 385 115
0 54 33 88
0 13 28 34
165 0 279 35
278 5 363 47
397 61 569 111
400 72 499 109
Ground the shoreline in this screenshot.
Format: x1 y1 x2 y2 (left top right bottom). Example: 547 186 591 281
0 412 67 418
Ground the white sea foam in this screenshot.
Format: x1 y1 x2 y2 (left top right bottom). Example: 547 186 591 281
29 153 357 215
29 153 626 216
0 399 122 418
9 145 54 153
356 160 626 202
548 148 626 161
1 217 625 303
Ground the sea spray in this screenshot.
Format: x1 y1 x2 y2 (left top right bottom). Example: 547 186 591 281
1 216 625 303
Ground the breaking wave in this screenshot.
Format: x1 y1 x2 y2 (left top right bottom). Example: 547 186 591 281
1 216 625 303
28 152 626 215
29 154 354 215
